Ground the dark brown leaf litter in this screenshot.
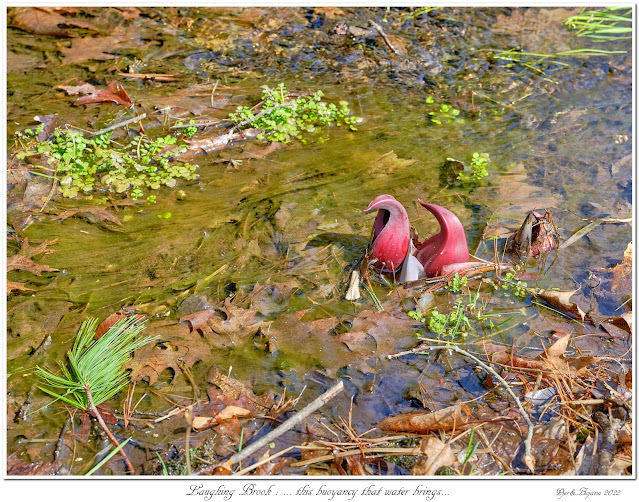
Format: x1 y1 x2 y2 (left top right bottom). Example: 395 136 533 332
58 30 159 65
7 453 61 476
53 207 124 227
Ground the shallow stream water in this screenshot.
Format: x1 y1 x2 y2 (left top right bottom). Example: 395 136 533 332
6 7 632 474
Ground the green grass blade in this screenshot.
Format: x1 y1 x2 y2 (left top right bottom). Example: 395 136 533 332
85 437 132 476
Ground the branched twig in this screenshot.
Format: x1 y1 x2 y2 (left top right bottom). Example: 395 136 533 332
86 385 134 475
369 20 402 56
389 344 536 472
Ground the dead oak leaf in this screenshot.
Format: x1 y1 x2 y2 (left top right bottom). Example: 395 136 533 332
7 238 59 276
340 307 417 358
412 437 457 475
123 322 210 385
58 31 158 65
54 207 123 227
7 281 33 295
58 80 134 107
265 310 350 370
180 297 264 344
9 7 97 37
208 368 274 413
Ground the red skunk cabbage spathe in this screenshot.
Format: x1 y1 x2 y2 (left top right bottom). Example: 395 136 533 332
364 195 470 280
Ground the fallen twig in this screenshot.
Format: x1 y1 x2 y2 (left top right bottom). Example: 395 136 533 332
90 113 147 136
170 119 225 130
86 386 134 475
118 73 177 81
369 20 402 56
289 446 421 468
198 380 344 474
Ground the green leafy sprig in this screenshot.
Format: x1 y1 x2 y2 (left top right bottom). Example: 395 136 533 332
229 83 361 143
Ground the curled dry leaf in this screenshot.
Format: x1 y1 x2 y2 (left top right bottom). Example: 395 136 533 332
507 209 558 258
411 437 457 475
58 80 133 107
537 289 587 321
94 310 145 340
192 406 252 431
545 331 571 359
379 403 470 432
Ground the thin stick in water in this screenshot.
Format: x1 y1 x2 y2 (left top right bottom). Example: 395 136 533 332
90 113 147 136
198 380 344 474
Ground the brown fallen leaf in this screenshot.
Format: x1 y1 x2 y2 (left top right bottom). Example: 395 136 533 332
7 238 59 276
380 34 408 55
379 404 471 432
9 7 97 36
7 281 32 295
545 331 571 359
58 80 134 107
537 289 587 321
7 453 61 476
94 310 145 339
208 368 274 414
609 242 632 293
483 337 599 379
411 437 457 475
339 307 418 358
253 452 288 476
54 207 123 227
180 297 264 343
192 405 252 431
312 7 346 19
123 321 211 385
59 34 138 65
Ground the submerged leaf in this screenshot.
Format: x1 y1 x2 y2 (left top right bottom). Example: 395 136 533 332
7 238 59 276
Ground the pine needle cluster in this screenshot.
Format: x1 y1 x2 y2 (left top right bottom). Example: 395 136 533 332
36 316 157 410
